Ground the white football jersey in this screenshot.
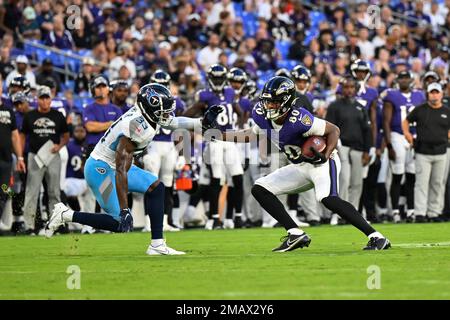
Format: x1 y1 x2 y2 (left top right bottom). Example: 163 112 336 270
91 106 157 169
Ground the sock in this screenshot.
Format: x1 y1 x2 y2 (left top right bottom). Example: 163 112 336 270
208 178 222 220
390 174 403 211
164 187 174 224
251 185 298 230
377 183 387 209
13 215 24 222
405 173 415 211
368 231 384 239
226 186 235 219
231 175 243 214
288 228 304 235
151 239 164 247
144 182 165 239
321 196 376 236
63 210 74 222
287 194 299 211
72 212 119 232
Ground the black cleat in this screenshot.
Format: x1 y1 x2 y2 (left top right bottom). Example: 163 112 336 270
307 220 321 226
272 233 311 252
363 237 391 250
414 215 428 223
11 221 26 234
212 218 223 230
234 216 244 229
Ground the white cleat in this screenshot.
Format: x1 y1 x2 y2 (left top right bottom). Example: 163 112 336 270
163 223 180 232
81 225 96 234
330 214 339 226
204 219 214 230
146 241 186 256
223 219 235 229
45 203 72 238
141 226 151 233
297 220 311 227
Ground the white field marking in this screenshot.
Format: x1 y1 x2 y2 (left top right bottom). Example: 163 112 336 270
394 241 450 248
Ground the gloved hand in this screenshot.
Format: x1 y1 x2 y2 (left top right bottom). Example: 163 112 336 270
118 208 134 233
202 105 223 133
243 158 250 171
300 147 327 165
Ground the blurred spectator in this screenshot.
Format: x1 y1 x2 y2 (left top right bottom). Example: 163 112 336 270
36 0 54 38
75 57 95 95
35 59 62 93
197 32 222 71
0 45 13 79
109 41 136 80
207 0 235 27
0 0 21 38
183 13 206 48
105 37 118 61
267 6 290 41
17 6 40 40
358 27 375 61
44 14 75 50
152 41 175 73
71 17 93 50
5 55 36 88
253 37 278 72
20 85 69 233
110 79 131 113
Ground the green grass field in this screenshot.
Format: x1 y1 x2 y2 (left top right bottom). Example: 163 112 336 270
1 223 450 300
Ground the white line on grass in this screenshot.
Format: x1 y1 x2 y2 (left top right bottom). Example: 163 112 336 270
394 241 450 248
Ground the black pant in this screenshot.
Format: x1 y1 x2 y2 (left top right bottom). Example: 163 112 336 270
0 160 12 220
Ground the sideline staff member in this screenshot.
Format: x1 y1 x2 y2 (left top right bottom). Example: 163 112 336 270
402 82 450 222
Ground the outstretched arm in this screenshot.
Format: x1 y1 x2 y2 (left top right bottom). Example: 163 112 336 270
222 127 259 143
164 117 202 130
115 136 136 210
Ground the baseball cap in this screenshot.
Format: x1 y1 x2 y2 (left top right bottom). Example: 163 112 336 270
92 75 109 88
188 13 200 21
82 57 95 65
42 58 53 65
335 35 347 43
427 82 443 93
16 55 29 64
102 1 115 11
11 92 28 104
37 86 52 98
23 6 36 20
158 41 171 50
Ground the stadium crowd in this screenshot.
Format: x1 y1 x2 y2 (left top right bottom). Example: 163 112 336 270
0 0 450 235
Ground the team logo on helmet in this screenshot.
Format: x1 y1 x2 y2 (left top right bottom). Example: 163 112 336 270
276 81 295 95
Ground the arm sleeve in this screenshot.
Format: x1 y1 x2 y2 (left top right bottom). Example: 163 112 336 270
303 117 326 137
164 117 202 130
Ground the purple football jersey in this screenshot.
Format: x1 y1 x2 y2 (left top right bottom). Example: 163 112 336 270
197 87 236 130
382 88 425 134
252 102 315 164
66 139 84 179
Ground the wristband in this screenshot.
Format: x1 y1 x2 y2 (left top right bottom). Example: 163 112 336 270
18 157 24 161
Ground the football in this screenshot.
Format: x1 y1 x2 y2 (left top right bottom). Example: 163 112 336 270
301 136 326 158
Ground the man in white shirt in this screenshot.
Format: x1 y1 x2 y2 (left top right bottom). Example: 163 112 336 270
206 0 235 27
108 42 136 80
5 55 36 88
197 33 222 71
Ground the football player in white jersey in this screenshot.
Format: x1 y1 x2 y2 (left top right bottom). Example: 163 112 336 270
45 83 221 255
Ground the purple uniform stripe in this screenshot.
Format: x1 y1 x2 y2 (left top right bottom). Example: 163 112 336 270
329 159 338 197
